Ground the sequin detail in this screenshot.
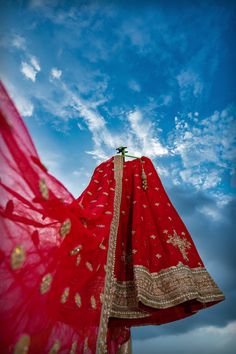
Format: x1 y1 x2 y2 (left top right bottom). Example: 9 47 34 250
10 245 26 270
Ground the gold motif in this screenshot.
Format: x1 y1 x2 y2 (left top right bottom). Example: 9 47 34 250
166 229 192 261
76 254 81 266
105 211 112 215
84 337 89 353
39 178 49 199
155 253 162 259
59 218 71 238
70 245 82 255
96 224 105 228
154 202 160 206
75 292 82 307
91 295 97 309
40 273 53 294
48 340 60 353
61 287 70 303
150 235 156 239
13 334 30 354
86 262 93 271
11 245 26 270
100 292 104 303
70 341 78 354
103 192 109 196
87 191 92 195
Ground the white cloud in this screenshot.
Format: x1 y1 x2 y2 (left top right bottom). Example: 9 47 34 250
128 110 169 157
12 35 26 50
133 321 236 354
21 62 38 81
50 68 62 79
128 80 141 92
177 69 203 100
30 56 41 71
169 105 236 190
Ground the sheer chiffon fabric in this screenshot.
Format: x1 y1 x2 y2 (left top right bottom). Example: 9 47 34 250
0 81 225 354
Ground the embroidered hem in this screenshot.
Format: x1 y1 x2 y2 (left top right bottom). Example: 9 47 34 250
110 264 225 319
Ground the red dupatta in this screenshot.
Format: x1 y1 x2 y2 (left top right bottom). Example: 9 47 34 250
0 81 130 353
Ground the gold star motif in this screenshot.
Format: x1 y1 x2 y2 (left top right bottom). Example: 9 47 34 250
166 229 192 261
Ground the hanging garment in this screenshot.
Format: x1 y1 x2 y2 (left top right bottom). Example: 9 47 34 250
0 81 225 354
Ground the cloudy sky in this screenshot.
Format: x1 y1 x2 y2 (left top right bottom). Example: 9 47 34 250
0 0 236 353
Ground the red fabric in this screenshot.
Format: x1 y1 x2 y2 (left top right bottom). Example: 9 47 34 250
0 81 225 354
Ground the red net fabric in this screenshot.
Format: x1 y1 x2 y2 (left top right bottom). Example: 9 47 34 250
0 80 225 354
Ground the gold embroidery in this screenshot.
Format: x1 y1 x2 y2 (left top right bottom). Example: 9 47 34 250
103 192 109 196
99 243 106 250
155 253 162 259
150 235 156 239
96 155 123 354
76 254 81 266
91 295 97 309
86 262 93 271
61 287 70 303
48 340 60 354
154 202 160 206
163 229 168 234
40 273 53 294
11 245 26 270
13 334 30 354
100 292 104 303
97 204 105 207
39 178 49 199
94 179 99 183
166 229 191 261
60 218 71 238
75 292 82 307
87 191 92 195
69 341 77 354
83 337 89 353
110 264 225 318
105 211 112 215
70 245 82 255
96 224 105 228
141 162 148 190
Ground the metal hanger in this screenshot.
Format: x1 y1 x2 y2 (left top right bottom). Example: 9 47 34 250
116 146 139 160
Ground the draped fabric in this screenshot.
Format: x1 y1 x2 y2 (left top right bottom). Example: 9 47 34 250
0 81 225 354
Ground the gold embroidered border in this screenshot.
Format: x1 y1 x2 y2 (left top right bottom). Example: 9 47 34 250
96 155 124 354
110 264 225 318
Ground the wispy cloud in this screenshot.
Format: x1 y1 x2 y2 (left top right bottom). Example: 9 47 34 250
21 55 41 82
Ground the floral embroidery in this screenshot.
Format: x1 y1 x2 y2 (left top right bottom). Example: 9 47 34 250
40 273 53 294
13 334 30 354
91 295 97 309
10 245 26 270
86 262 93 272
75 293 82 307
69 341 78 354
39 178 49 199
59 218 71 238
70 245 82 255
61 287 70 303
76 254 81 266
48 340 60 354
166 229 192 261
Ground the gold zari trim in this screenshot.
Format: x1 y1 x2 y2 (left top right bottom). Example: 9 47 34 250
110 264 225 318
96 155 123 354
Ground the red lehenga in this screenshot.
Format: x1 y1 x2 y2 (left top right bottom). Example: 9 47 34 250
0 80 225 354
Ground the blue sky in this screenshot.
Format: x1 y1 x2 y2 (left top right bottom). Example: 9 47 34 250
0 0 236 353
